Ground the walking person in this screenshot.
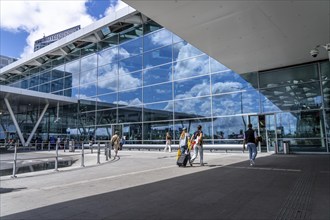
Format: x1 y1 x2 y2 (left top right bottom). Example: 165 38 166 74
164 131 172 152
190 125 204 166
243 123 257 166
179 127 190 155
111 131 121 158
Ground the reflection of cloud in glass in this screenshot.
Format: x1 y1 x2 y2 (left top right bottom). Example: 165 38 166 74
79 94 100 102
150 29 172 47
116 98 142 106
212 82 243 94
80 55 97 72
173 55 208 80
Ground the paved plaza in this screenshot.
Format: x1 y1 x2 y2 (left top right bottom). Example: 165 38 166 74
0 150 329 219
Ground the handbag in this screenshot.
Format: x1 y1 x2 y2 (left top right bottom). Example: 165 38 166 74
176 148 182 160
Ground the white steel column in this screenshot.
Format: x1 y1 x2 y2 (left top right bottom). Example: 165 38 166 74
25 102 49 147
4 97 26 147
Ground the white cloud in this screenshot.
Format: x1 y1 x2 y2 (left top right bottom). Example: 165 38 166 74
0 0 128 58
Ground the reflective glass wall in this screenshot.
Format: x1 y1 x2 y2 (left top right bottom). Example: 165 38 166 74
1 21 329 153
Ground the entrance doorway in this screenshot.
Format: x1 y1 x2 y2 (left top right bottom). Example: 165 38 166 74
248 114 277 153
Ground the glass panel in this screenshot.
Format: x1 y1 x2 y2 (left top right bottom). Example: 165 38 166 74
213 116 246 144
98 46 119 66
39 83 50 93
80 54 97 72
118 88 142 107
260 82 322 112
122 123 142 144
322 80 330 109
143 121 173 144
174 97 211 119
211 70 255 95
80 111 96 127
173 41 203 62
97 93 117 108
173 55 209 80
143 101 173 122
29 75 39 87
118 71 142 91
79 82 97 98
119 38 142 58
63 87 79 98
96 109 117 125
143 28 172 52
65 60 80 86
79 99 96 112
119 55 142 73
98 63 118 94
174 119 213 144
51 79 64 92
143 63 172 86
143 82 172 103
95 127 112 140
52 67 65 80
320 61 330 80
80 68 97 85
172 33 184 44
212 90 259 116
143 45 172 69
259 63 319 89
118 106 142 123
210 57 228 73
119 25 143 43
174 75 210 99
39 71 51 84
63 76 72 90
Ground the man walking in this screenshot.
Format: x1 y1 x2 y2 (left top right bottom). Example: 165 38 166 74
243 123 257 166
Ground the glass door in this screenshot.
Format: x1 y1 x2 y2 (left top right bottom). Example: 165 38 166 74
248 114 277 153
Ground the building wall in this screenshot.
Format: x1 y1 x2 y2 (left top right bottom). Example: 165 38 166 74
1 24 329 153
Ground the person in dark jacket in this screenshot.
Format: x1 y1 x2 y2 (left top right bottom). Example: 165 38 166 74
243 123 257 166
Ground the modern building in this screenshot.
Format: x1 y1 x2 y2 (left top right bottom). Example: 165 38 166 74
34 25 81 52
0 55 17 69
0 3 329 153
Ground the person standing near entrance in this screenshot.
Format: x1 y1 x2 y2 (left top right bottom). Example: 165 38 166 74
164 131 172 152
190 125 204 166
111 131 120 158
243 123 257 166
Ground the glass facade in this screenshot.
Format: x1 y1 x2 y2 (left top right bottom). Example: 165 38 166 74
0 20 329 153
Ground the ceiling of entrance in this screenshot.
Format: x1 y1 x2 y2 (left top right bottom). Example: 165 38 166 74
123 0 330 74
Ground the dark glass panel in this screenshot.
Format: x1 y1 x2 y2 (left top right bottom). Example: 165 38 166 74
122 123 142 144
143 121 173 143
259 63 319 89
79 99 96 112
96 108 117 125
143 82 172 103
39 83 50 93
260 82 322 112
51 79 64 92
118 71 142 91
143 28 172 52
143 101 173 122
119 25 143 43
322 80 330 108
118 106 142 123
143 20 162 35
80 111 96 127
320 61 330 80
29 75 39 87
39 71 51 84
173 41 203 62
63 76 72 90
143 63 172 86
119 55 142 73
174 75 210 99
174 97 211 119
173 55 209 80
143 45 172 69
118 88 142 107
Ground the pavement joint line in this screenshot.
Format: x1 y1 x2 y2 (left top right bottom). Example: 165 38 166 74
226 166 301 172
41 164 212 191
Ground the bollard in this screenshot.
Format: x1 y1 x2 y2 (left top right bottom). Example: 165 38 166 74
97 142 100 164
11 142 18 178
81 142 85 167
105 144 109 161
48 142 50 151
55 142 59 171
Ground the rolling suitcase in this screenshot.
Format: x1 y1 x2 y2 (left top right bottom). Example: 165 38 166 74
177 150 191 167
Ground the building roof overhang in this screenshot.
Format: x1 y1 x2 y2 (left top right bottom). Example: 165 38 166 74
123 0 330 74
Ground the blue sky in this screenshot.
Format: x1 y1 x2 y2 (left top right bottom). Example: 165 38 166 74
0 0 128 59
